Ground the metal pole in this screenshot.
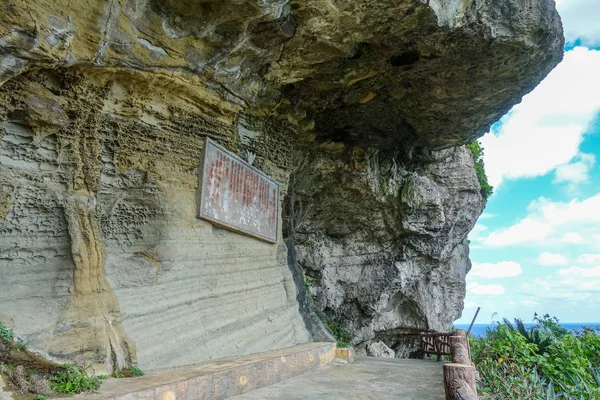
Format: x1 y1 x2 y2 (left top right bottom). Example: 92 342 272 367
466 307 481 336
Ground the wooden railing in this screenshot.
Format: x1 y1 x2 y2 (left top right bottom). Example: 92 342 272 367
419 332 451 361
420 329 479 400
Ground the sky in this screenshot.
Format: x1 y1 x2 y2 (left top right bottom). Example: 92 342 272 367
456 0 600 325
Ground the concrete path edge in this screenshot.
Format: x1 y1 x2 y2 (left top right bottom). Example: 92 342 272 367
64 342 336 400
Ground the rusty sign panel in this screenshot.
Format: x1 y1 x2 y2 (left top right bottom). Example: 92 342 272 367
196 138 279 243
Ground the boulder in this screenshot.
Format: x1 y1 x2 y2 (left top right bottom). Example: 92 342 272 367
366 341 396 359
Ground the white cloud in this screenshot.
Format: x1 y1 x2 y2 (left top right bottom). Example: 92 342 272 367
553 153 596 184
579 254 600 264
482 193 600 247
521 264 600 306
469 261 522 279
467 282 505 296
480 47 600 188
479 213 497 220
557 0 600 47
520 299 539 307
558 265 600 278
538 252 568 266
560 232 585 244
484 218 551 246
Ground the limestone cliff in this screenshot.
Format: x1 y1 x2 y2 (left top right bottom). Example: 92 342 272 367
0 0 562 370
286 146 485 356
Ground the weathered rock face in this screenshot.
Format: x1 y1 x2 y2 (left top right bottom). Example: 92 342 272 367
286 146 483 356
0 0 562 370
0 69 311 373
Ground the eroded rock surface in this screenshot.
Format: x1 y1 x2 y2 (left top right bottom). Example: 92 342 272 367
0 70 310 372
0 0 562 369
287 146 483 355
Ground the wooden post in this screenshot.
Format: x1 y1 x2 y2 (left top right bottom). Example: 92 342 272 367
449 335 470 365
455 329 467 337
446 329 478 399
452 329 471 365
443 363 477 400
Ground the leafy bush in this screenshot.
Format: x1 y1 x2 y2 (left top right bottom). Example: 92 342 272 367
50 364 101 394
502 317 552 354
466 141 493 200
0 322 13 342
581 328 600 368
535 313 570 338
472 315 600 399
325 317 352 348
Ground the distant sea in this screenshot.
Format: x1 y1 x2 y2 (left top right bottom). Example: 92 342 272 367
455 323 600 337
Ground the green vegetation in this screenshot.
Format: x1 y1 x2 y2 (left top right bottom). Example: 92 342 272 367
466 140 493 200
128 367 145 377
0 322 13 342
305 276 312 296
325 317 352 348
113 367 145 378
471 314 600 399
50 363 101 394
1 322 105 396
3 364 15 372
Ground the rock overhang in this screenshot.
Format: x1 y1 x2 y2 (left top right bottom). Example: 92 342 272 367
274 0 564 150
1 0 563 151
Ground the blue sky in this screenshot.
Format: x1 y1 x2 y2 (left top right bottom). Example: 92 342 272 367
456 0 600 325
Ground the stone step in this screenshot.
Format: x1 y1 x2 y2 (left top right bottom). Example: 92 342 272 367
62 342 336 400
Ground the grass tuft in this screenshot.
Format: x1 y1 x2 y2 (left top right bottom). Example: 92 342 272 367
113 367 145 378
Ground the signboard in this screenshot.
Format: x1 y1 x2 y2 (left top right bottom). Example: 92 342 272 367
196 138 279 243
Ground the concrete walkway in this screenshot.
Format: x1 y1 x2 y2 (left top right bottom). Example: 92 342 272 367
231 357 445 400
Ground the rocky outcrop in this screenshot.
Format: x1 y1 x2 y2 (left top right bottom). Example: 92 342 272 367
366 341 396 359
0 0 562 370
286 146 483 356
